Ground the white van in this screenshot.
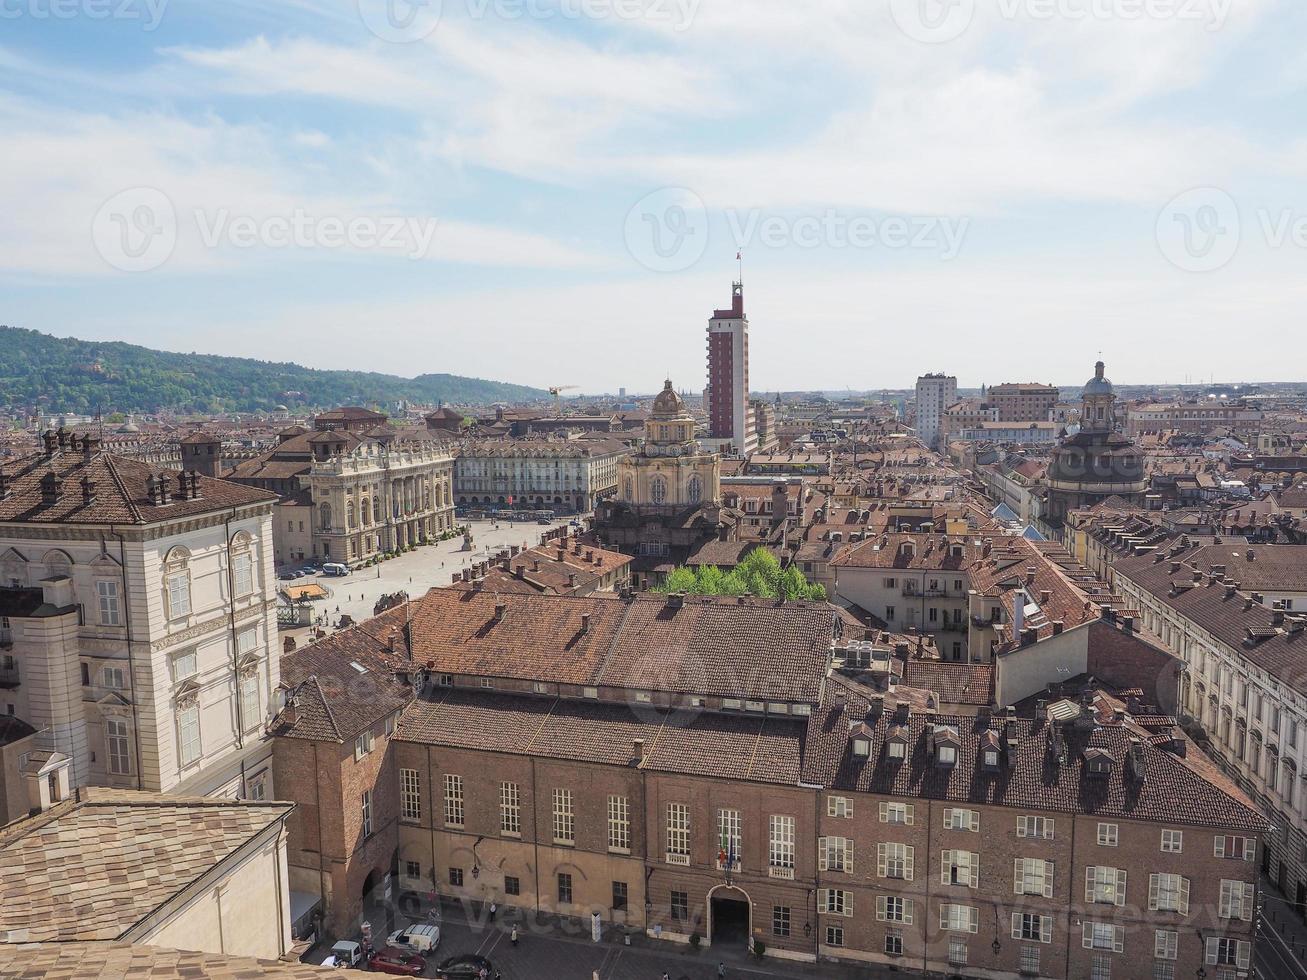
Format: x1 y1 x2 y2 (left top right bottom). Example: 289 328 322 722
386 923 440 954
322 562 349 577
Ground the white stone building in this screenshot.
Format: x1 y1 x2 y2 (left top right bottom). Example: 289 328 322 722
455 438 628 513
0 430 280 823
914 374 958 452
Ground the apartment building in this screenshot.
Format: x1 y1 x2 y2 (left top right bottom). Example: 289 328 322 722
454 439 628 514
831 533 982 661
987 383 1060 422
915 374 958 452
1112 541 1307 913
0 429 281 823
270 587 1264 979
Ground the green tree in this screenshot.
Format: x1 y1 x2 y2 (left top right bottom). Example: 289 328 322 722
654 548 825 601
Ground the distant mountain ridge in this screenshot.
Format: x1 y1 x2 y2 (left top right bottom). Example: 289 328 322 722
0 326 545 414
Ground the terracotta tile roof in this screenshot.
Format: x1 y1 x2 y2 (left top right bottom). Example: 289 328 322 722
902 659 995 706
396 690 804 785
801 691 1267 832
274 606 415 742
0 789 292 942
830 532 980 570
408 589 835 703
0 942 336 979
0 451 274 525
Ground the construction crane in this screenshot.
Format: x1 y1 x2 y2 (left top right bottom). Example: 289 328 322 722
549 385 579 414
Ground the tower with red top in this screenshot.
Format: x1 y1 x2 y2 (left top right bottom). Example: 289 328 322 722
704 282 756 455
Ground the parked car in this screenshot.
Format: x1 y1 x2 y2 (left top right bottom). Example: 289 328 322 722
434 954 493 979
536 517 551 524
321 940 362 968
385 923 440 954
278 570 297 581
368 948 425 976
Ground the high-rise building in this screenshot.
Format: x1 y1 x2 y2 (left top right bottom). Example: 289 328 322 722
704 282 757 455
915 373 958 451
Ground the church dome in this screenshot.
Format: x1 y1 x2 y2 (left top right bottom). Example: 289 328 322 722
1083 360 1114 397
651 379 685 418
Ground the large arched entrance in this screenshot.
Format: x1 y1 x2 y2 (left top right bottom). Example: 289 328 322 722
707 884 751 948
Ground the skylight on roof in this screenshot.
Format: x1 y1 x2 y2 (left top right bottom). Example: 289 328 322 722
349 661 367 674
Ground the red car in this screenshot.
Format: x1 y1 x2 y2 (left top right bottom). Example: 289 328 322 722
368 947 426 976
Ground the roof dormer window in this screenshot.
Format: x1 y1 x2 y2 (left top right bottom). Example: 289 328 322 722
852 736 871 758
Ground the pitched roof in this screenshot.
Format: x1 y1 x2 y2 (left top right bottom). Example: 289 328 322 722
0 789 292 942
407 589 835 704
0 451 274 525
0 943 336 979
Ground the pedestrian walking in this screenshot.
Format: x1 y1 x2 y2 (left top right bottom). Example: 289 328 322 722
488 901 496 923
511 925 519 946
718 962 726 978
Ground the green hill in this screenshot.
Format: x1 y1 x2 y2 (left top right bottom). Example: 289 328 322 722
0 326 546 414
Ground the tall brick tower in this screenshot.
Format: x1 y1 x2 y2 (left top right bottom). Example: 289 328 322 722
704 282 756 456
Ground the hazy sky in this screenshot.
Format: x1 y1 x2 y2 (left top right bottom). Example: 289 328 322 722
3 0 1306 394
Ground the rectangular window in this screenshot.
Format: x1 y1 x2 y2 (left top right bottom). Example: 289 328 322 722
667 803 690 858
608 795 631 852
944 807 979 831
769 814 795 870
940 904 979 933
718 808 741 867
670 890 688 921
96 580 121 626
449 867 463 887
504 876 520 896
167 571 191 619
1086 866 1127 906
876 896 913 924
557 872 573 905
444 774 464 827
500 781 520 836
1017 815 1054 839
878 841 914 880
233 552 253 597
1097 822 1119 846
942 849 979 888
818 888 851 916
948 938 968 965
612 881 628 912
1083 921 1125 952
1011 912 1052 943
772 906 790 937
1218 879 1255 921
827 795 852 818
553 788 575 844
1091 954 1112 980
361 789 372 837
177 702 201 766
106 718 130 775
1214 836 1256 861
1153 962 1175 980
1161 829 1184 853
1155 929 1179 960
404 860 421 880
240 673 260 732
1020 945 1041 974
885 929 904 956
102 666 126 690
1015 857 1054 898
1149 874 1190 914
880 801 914 825
172 649 198 682
1205 938 1250 969
354 731 374 760
400 768 421 821
825 925 844 948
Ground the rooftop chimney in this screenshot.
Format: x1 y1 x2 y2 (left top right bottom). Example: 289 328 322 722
493 602 507 621
80 476 96 506
581 613 591 633
0 467 8 500
633 738 646 764
39 471 62 507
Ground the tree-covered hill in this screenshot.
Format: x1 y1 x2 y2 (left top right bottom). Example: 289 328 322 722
0 326 546 414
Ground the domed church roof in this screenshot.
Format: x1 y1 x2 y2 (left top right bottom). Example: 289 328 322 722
1083 360 1114 397
651 379 685 418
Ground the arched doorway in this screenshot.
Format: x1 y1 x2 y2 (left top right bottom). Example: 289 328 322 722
707 884 751 948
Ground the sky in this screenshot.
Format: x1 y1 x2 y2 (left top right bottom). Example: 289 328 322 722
3 0 1307 395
